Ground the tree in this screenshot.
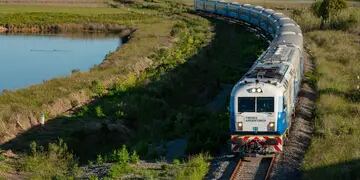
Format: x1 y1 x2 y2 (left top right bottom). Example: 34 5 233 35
311 0 347 28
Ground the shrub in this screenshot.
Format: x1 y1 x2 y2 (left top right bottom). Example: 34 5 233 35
311 0 348 28
91 80 106 97
175 154 210 180
75 105 89 117
130 151 140 164
94 106 106 118
330 11 358 30
173 159 181 166
20 140 81 179
311 0 324 18
106 145 141 178
96 154 104 165
110 145 130 164
111 73 138 94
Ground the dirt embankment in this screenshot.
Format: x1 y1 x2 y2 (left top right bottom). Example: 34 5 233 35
0 90 91 144
0 26 7 32
0 24 136 144
0 23 133 35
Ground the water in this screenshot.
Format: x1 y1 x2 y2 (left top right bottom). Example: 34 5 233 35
0 34 122 91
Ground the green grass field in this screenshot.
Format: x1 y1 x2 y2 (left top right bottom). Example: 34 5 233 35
302 30 360 180
0 0 359 179
285 3 360 180
236 1 360 179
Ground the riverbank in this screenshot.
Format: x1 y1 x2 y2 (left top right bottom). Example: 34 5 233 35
0 1 179 143
0 1 212 178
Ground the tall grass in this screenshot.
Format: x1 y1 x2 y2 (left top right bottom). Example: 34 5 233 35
302 30 360 179
175 153 210 180
19 140 82 179
291 7 360 32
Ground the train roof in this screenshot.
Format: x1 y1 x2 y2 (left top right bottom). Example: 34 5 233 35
195 0 303 87
242 45 300 84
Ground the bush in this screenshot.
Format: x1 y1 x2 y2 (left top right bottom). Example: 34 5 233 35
96 154 104 165
130 151 140 164
106 145 140 178
91 80 106 97
110 145 129 164
311 0 348 28
75 105 89 117
20 140 81 179
94 106 106 118
175 154 210 180
111 73 138 94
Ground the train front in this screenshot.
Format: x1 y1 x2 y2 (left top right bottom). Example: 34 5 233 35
230 81 286 154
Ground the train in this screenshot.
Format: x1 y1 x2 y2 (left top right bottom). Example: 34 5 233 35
194 0 304 154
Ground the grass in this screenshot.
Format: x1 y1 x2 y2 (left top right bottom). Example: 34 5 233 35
3 0 359 179
0 1 259 179
0 1 176 142
264 2 360 179
233 1 360 179
0 5 128 14
0 153 14 179
105 153 209 179
19 140 82 179
0 3 266 164
175 154 210 180
301 30 360 180
64 18 265 160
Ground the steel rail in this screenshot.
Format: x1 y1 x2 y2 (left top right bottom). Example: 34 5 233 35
230 155 275 180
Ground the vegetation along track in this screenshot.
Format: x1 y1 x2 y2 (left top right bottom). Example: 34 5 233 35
230 156 275 180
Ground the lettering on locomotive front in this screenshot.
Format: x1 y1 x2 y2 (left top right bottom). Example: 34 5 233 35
245 117 266 122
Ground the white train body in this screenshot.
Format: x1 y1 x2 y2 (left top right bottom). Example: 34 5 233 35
195 0 303 154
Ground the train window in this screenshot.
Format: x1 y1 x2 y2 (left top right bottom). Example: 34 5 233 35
238 97 256 112
257 97 274 112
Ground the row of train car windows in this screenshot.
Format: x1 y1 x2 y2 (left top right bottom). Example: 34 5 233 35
238 97 274 113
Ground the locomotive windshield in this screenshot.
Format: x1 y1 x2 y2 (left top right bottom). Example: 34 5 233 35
238 97 255 112
257 97 274 112
238 97 274 112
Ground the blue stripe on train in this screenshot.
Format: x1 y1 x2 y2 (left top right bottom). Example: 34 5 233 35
277 111 287 134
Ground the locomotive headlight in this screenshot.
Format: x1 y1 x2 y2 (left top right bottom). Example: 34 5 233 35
237 122 243 131
248 88 263 93
268 122 275 131
269 122 275 127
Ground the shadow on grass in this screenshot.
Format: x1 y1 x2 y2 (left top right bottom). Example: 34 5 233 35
303 159 360 180
0 18 268 163
319 88 360 103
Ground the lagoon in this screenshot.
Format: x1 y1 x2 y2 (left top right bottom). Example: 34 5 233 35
0 34 121 91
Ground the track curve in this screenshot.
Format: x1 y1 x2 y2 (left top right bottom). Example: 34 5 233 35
195 0 304 179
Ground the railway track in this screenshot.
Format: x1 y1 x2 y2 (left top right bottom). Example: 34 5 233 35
230 155 275 180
